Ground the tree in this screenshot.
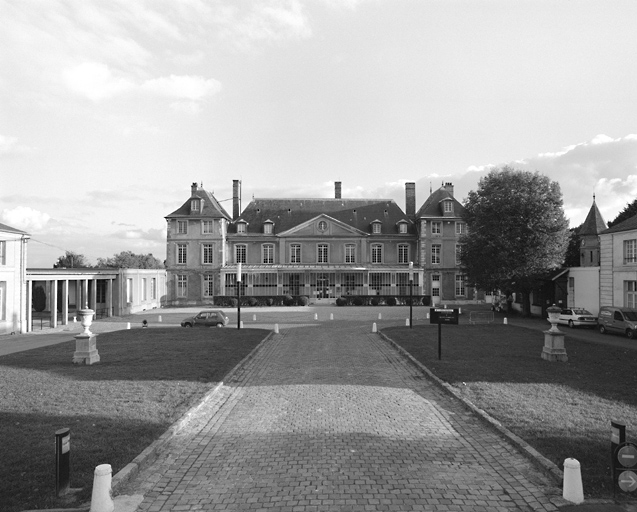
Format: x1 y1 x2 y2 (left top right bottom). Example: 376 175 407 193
563 226 582 268
53 251 90 268
96 251 164 269
608 198 637 228
460 167 569 316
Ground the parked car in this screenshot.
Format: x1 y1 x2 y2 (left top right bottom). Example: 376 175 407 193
181 310 229 328
556 308 597 328
598 306 637 338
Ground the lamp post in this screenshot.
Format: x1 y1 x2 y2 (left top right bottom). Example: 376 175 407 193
236 263 242 330
409 261 413 328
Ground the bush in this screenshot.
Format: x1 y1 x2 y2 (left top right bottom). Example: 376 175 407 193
353 297 364 306
336 298 346 307
228 297 238 308
298 296 309 306
386 297 397 306
33 286 46 312
248 297 258 307
371 298 379 306
283 294 294 306
266 297 274 307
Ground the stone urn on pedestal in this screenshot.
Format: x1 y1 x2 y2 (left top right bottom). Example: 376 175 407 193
541 304 568 362
72 308 100 365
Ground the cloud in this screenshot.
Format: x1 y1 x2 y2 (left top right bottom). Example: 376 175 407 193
0 135 35 156
111 227 165 242
142 74 221 100
1 207 51 232
64 62 134 101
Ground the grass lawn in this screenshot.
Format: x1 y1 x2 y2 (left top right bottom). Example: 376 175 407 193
0 327 268 512
382 323 637 500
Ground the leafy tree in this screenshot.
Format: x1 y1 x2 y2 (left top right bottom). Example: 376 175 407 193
53 251 90 268
608 198 637 228
460 166 569 316
563 226 582 268
96 251 164 269
33 286 46 312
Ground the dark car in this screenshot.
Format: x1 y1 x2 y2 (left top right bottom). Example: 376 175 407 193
181 310 229 328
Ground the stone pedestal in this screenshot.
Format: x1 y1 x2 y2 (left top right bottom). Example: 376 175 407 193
73 333 100 365
541 330 568 362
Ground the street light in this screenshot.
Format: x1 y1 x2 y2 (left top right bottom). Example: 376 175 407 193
409 261 413 328
236 262 242 330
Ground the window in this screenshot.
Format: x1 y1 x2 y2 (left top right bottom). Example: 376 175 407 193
371 244 383 264
203 243 214 264
202 220 213 234
204 275 214 297
236 222 246 234
318 220 328 232
372 222 381 234
431 222 441 235
96 281 106 303
235 244 247 264
398 244 409 264
345 244 356 264
151 278 157 300
191 199 199 212
141 278 147 301
290 244 301 264
262 244 274 264
431 244 441 264
431 274 440 297
455 244 462 265
455 274 466 297
177 220 187 234
264 223 273 234
626 281 637 308
624 240 637 264
317 244 329 263
177 244 187 264
369 272 391 294
0 241 5 265
126 278 133 303
455 222 466 235
443 200 453 213
398 223 408 234
177 275 187 297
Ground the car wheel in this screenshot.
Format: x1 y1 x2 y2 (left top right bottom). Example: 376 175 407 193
627 329 635 339
599 325 606 334
183 323 192 328
568 320 575 328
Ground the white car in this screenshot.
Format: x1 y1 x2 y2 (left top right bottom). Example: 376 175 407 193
557 308 597 329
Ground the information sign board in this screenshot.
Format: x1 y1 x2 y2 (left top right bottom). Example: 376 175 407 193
429 308 459 325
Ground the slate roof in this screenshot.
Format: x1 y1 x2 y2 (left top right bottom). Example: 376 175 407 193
578 200 607 236
231 198 413 235
166 188 231 220
0 222 29 235
415 186 464 218
601 213 637 235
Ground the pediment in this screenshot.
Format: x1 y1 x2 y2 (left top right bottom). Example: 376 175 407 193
279 214 368 237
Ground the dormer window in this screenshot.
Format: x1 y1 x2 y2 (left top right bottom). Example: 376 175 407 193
372 221 382 234
191 199 200 212
236 222 247 234
397 221 408 234
264 221 274 235
443 200 453 214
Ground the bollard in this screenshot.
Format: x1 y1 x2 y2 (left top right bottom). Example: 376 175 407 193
426 313 430 319
73 316 76 323
126 322 131 330
158 315 162 322
459 307 462 315
240 321 244 329
274 324 279 334
378 313 382 320
90 464 114 512
314 313 318 320
503 317 508 325
330 313 334 320
253 314 256 321
372 322 377 333
405 318 409 326
562 458 584 504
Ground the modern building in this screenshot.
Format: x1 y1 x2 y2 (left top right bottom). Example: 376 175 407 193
0 222 30 334
164 180 474 305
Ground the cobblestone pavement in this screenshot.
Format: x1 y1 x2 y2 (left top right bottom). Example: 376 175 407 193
124 319 562 512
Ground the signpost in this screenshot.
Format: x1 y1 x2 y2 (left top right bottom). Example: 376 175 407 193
429 308 459 360
55 428 70 497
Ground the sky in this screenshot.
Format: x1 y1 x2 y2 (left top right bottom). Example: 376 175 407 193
2 0 637 268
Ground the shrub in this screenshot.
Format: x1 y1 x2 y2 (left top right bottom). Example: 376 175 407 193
386 297 397 306
336 298 346 307
283 294 294 306
33 286 46 312
248 297 258 307
266 297 274 307
298 296 309 306
228 297 238 308
353 297 364 306
371 298 379 306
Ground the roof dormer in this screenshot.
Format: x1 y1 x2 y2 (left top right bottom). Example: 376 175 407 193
235 220 248 234
263 220 274 235
371 219 382 234
441 198 454 216
396 219 409 234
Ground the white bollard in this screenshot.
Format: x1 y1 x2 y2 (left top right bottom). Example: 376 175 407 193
426 313 430 319
372 322 377 333
126 322 131 330
405 318 409 326
73 316 77 323
90 464 114 512
562 458 584 504
314 313 318 320
503 317 508 325
459 308 462 315
330 313 334 320
253 314 256 321
240 321 244 329
274 324 279 334
378 313 382 320
158 315 162 323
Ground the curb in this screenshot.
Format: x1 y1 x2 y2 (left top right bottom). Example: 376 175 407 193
378 330 565 484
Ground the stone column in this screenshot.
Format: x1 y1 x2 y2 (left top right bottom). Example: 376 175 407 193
62 280 69 326
51 280 58 328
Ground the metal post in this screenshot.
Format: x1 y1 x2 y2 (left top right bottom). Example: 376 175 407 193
438 321 442 360
55 428 70 497
611 420 627 497
409 261 413 328
237 263 242 330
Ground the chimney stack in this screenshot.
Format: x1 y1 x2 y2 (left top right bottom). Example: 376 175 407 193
335 181 342 199
233 180 241 220
405 182 416 218
191 182 198 195
443 182 454 197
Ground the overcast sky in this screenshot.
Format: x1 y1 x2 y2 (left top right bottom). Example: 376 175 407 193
2 0 637 267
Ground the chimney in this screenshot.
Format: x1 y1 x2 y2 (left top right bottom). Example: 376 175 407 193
335 181 342 199
233 180 241 220
443 182 454 197
405 182 416 218
191 182 198 195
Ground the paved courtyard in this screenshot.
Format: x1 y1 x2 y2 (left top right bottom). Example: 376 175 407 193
123 315 563 512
